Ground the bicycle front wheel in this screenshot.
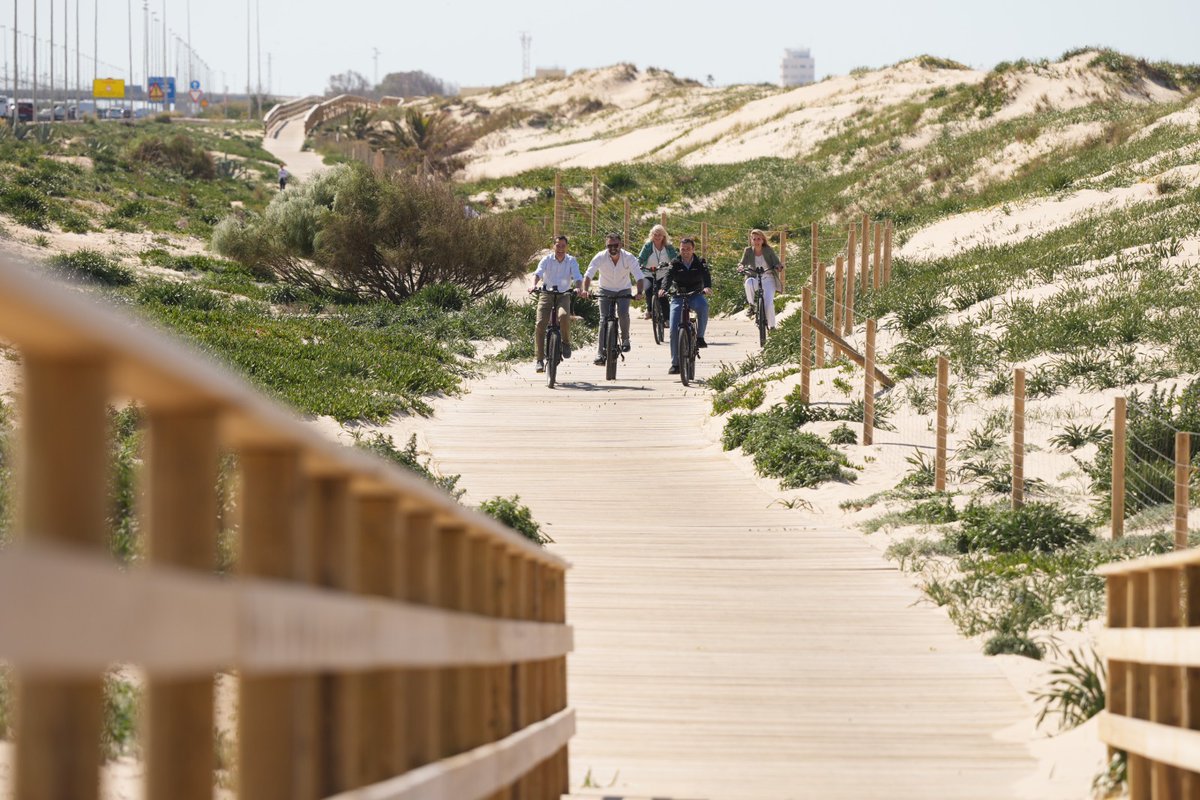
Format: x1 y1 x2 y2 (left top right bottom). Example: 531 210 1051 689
546 329 560 388
679 327 694 386
757 292 768 348
652 299 665 345
605 318 619 381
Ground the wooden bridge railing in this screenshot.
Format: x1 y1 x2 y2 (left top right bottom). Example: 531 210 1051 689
1098 550 1200 797
263 94 323 133
0 259 573 800
303 94 379 136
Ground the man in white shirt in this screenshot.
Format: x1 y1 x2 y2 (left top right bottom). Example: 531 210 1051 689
531 235 584 373
583 233 644 365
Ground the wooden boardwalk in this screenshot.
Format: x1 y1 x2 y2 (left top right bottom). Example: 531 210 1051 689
420 313 1039 799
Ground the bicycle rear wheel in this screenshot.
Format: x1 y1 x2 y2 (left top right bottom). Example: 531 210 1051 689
678 326 694 386
757 292 768 348
651 298 665 345
546 329 560 388
605 318 619 380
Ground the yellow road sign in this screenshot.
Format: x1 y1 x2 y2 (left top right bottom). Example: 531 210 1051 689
93 78 125 99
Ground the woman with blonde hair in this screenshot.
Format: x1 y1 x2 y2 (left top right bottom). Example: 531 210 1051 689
637 224 678 321
738 229 784 330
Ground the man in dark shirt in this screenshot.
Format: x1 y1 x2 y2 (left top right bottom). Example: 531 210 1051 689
657 237 712 374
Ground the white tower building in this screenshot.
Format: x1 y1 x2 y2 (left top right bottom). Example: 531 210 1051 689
781 48 815 87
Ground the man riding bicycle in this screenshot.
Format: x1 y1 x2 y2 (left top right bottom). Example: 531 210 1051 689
657 237 712 374
584 233 644 365
531 235 584 373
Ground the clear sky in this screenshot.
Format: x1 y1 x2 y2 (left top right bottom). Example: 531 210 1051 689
4 0 1198 98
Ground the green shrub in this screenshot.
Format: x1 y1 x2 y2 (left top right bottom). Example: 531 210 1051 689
137 279 225 311
956 502 1093 554
355 432 463 498
50 249 135 286
1034 648 1106 732
0 183 52 228
749 429 856 489
108 407 142 562
0 667 9 738
127 133 216 179
722 413 755 450
828 423 857 445
410 282 470 312
983 633 1043 659
102 675 140 760
479 495 552 546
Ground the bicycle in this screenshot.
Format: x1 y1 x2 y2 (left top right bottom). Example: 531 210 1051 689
642 265 669 345
670 289 704 386
594 289 634 381
740 265 771 348
531 286 573 389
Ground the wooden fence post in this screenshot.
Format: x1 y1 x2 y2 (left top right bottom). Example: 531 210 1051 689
883 220 893 286
873 221 883 291
238 447 311 800
1183 566 1200 797
846 225 857 334
800 286 812 403
1012 368 1025 509
143 407 221 800
1127 569 1151 798
16 356 108 800
1150 566 1183 796
437 524 471 759
815 260 827 368
357 495 402 784
833 256 844 356
623 198 630 247
863 320 876 446
1112 396 1126 540
811 224 823 367
553 172 563 237
779 229 788 292
701 221 708 261
400 509 440 772
591 173 598 237
1177 431 1191 550
1106 571 1128 765
660 210 667 231
860 215 870 297
936 357 948 492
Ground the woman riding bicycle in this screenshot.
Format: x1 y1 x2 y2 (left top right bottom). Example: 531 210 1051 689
637 224 678 321
738 229 784 330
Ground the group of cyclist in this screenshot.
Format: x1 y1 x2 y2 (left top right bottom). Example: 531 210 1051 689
530 226 784 376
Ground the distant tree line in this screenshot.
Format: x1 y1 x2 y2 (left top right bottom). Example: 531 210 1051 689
325 70 459 100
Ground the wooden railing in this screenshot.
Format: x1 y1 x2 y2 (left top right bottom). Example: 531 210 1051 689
303 94 379 136
1098 551 1200 796
0 259 573 800
263 94 323 132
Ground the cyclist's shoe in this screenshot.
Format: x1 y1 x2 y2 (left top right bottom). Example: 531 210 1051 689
668 364 680 374
594 356 606 366
621 341 631 353
562 342 571 358
697 338 708 348
746 308 756 318
535 360 545 373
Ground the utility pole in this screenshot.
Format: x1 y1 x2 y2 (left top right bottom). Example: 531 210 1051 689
13 3 17 107
245 0 250 117
127 0 133 114
75 0 80 110
160 0 166 110
33 0 38 118
64 0 68 108
520 31 531 80
186 0 192 106
93 0 98 86
255 0 261 117
372 47 379 87
142 2 148 111
50 0 55 110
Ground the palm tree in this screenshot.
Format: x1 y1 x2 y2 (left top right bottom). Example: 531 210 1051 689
340 107 376 141
369 108 471 179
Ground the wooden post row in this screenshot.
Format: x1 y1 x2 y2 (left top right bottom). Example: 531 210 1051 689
863 320 876 446
860 215 870 296
833 256 844 349
873 221 882 291
935 357 948 493
800 286 812 404
1112 396 1126 540
1012 368 1025 509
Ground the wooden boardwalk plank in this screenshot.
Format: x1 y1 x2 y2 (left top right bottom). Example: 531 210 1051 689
421 316 1037 799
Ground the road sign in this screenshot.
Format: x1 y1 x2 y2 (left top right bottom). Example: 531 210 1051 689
93 78 125 99
148 77 177 104
189 89 202 103
189 79 201 91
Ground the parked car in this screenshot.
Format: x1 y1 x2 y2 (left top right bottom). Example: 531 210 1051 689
0 97 9 121
16 101 33 121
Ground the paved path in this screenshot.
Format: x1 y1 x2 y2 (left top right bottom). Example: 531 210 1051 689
262 110 326 181
420 312 1042 799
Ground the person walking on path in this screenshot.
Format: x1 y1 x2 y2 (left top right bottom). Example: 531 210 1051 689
637 224 678 321
584 233 644 365
278 164 290 191
658 237 712 374
738 228 784 330
531 235 584 373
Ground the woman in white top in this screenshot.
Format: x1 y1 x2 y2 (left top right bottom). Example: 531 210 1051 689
738 228 784 329
636 224 678 320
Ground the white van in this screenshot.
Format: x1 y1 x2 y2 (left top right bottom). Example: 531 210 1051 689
0 97 9 121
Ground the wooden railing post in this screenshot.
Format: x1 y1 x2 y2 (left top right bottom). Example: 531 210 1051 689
553 173 563 238
1127 568 1151 799
936 357 948 492
833 256 844 352
143 407 221 800
1012 368 1025 509
860 215 870 297
883 220 893 285
358 494 403 784
1113 396 1126 540
1185 565 1200 797
800 286 812 403
466 532 493 754
846 224 857 334
700 221 708 261
1106 572 1128 757
517 560 544 798
237 446 312 800
1177 432 1191 550
863 320 876 446
438 524 472 758
551 567 569 797
400 509 440 771
16 355 109 800
1149 567 1183 796
488 543 516 800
